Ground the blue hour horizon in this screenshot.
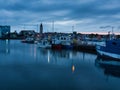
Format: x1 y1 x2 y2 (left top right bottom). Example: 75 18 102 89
0 0 120 34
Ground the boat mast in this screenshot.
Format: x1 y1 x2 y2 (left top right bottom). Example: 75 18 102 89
72 26 74 33
52 20 54 32
112 26 114 35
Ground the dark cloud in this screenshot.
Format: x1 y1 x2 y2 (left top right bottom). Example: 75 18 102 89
0 0 120 33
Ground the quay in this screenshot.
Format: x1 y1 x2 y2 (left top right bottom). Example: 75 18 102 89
73 44 96 54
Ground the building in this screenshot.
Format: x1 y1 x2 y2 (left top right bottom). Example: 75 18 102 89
0 25 10 38
40 23 43 34
19 30 36 38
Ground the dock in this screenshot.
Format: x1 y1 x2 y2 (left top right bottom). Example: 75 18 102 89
73 44 97 54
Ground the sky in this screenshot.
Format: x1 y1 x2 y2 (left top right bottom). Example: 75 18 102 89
0 0 120 34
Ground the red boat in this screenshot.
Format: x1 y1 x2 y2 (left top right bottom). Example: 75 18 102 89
52 44 62 50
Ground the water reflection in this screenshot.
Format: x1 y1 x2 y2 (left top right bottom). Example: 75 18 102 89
48 50 78 72
37 48 96 74
47 50 50 63
50 50 75 59
1 40 120 89
0 40 10 54
95 56 120 78
37 49 79 73
72 65 75 72
37 49 75 65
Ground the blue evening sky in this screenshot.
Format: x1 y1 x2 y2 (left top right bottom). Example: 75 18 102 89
0 0 120 34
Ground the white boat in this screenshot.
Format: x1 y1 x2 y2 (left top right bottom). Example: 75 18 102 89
37 39 51 49
21 37 35 44
52 35 73 49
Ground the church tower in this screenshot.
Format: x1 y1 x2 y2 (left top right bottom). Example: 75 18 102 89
40 23 43 34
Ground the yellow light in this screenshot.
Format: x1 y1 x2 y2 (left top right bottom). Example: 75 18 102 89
72 65 75 72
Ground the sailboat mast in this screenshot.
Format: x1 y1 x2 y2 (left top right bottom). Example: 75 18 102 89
52 20 54 32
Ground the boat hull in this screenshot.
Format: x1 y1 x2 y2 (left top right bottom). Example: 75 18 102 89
37 44 51 49
96 45 120 60
21 40 35 44
61 45 73 49
52 44 62 50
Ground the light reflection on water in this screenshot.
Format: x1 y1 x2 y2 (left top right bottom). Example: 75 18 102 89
0 40 120 90
0 40 10 54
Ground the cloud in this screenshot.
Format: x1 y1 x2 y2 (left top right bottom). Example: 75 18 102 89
0 0 120 33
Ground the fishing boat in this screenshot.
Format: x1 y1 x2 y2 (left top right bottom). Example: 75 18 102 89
96 39 120 60
61 36 73 49
51 36 62 50
52 36 73 50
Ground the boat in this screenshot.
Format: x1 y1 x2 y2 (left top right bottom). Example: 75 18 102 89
95 56 120 78
52 36 73 50
21 37 35 44
61 36 73 49
96 39 120 60
37 39 51 49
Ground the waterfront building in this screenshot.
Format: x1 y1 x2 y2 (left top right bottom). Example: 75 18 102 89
19 30 36 38
0 25 10 38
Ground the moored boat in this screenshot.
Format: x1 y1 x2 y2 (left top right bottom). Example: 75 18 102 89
52 36 73 50
96 39 120 60
37 39 52 49
21 37 35 44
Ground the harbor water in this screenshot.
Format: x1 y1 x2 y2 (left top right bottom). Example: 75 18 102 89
0 40 120 90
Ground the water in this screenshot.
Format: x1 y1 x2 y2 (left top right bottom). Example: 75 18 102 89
0 40 120 90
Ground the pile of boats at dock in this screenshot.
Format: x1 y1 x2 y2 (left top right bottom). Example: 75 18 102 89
21 35 99 50
37 35 77 49
21 35 120 60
